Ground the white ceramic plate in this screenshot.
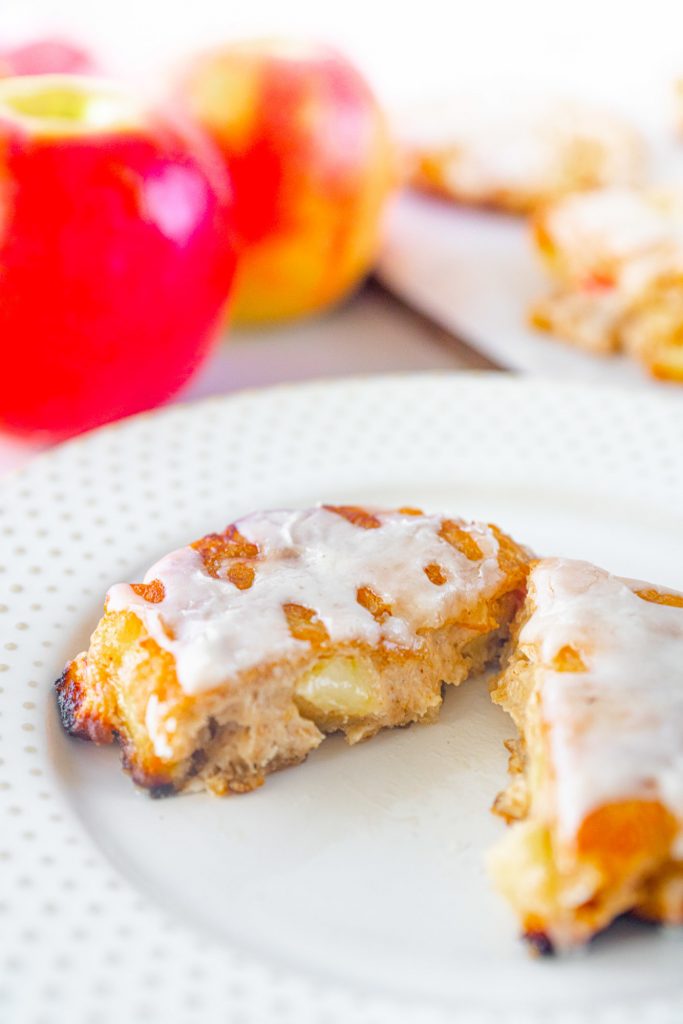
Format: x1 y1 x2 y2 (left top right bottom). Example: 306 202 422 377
377 191 681 389
1 373 682 1024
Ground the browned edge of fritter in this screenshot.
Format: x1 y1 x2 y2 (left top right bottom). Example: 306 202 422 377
54 660 177 798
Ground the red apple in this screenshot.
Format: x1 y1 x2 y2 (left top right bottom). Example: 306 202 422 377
0 38 97 77
176 40 395 324
0 74 236 437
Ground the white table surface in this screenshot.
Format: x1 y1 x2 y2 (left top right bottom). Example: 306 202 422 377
0 282 492 478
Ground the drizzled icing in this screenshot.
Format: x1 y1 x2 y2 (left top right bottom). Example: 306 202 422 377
520 558 683 843
106 507 508 695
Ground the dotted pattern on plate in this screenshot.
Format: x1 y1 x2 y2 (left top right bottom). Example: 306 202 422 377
0 373 682 1024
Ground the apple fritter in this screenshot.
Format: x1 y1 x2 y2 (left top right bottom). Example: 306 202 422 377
56 505 529 796
489 558 683 950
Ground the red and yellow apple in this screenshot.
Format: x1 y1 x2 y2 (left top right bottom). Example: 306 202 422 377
0 38 97 77
0 74 236 437
176 40 395 324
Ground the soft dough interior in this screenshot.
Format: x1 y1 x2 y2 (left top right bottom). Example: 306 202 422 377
58 591 520 796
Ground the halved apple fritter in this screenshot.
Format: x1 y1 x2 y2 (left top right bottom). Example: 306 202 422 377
56 505 529 796
489 558 683 950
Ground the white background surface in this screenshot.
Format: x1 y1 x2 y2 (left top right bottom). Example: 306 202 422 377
4 0 683 116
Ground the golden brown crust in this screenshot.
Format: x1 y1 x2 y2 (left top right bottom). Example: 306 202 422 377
635 588 683 608
323 504 382 529
56 659 113 745
191 525 259 578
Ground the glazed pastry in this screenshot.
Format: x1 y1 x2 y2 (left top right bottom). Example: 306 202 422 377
401 99 644 214
531 186 683 380
489 558 683 951
56 505 528 796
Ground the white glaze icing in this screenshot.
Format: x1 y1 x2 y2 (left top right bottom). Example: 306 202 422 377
519 558 683 843
106 507 507 695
